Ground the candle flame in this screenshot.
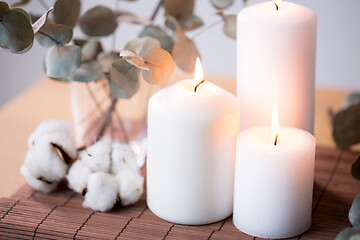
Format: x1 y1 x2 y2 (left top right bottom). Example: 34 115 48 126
194 57 204 92
273 0 281 11
272 103 280 145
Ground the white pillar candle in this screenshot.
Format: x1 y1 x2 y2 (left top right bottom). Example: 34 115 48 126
233 105 316 239
147 58 240 225
237 0 317 133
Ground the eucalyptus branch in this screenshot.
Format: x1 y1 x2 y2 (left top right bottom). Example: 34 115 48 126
96 98 118 140
150 0 164 22
191 19 223 40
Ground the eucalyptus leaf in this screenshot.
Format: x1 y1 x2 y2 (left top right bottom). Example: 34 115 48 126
108 79 126 99
0 1 9 16
178 14 203 31
124 36 160 58
70 62 104 82
166 16 199 72
139 26 174 53
332 103 360 149
80 6 117 37
336 227 360 240
352 155 360 180
54 0 80 27
0 9 34 53
97 51 119 73
36 23 73 47
81 40 102 62
343 93 360 109
223 14 236 39
210 0 233 9
17 39 33 53
164 0 194 19
73 39 87 47
11 0 30 7
32 7 53 34
110 58 140 98
12 8 30 21
115 10 150 25
45 45 81 78
350 195 360 227
141 47 175 85
120 50 148 70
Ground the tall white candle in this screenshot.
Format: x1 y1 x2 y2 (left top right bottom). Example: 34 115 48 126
237 0 317 133
233 104 316 238
147 59 240 225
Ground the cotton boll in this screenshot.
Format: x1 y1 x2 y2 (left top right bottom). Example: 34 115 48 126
21 165 59 194
111 142 140 175
116 169 144 206
25 137 69 183
81 138 112 173
66 160 92 194
83 172 119 212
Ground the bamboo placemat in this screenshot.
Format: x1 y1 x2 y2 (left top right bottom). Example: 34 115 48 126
0 147 359 240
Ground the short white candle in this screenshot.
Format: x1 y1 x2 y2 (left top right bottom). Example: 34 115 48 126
237 0 317 133
233 104 316 239
147 58 240 225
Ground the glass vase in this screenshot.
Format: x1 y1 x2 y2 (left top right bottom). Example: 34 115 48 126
70 78 161 167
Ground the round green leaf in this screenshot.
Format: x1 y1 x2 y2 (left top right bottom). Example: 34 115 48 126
142 47 175 85
164 0 194 19
124 36 160 58
70 62 104 82
0 2 9 16
54 0 80 27
35 23 73 47
45 45 81 78
97 51 119 74
332 103 360 149
336 227 360 240
350 195 360 227
139 26 174 53
0 9 34 53
120 50 148 70
210 0 233 9
178 14 203 31
110 58 140 98
81 40 102 62
12 8 30 22
108 79 126 99
79 6 117 37
352 155 360 180
223 14 236 39
32 7 53 34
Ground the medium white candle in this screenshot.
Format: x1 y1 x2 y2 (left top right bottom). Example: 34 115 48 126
233 104 316 239
147 58 240 225
237 0 317 133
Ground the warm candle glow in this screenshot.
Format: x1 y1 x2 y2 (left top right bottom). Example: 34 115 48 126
273 0 282 11
272 103 280 145
194 57 204 92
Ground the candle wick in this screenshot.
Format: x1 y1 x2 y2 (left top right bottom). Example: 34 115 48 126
194 80 205 92
274 3 279 11
274 133 278 146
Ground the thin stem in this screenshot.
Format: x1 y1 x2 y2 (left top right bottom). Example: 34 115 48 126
114 110 130 144
191 19 223 40
79 95 109 124
150 0 164 22
38 0 50 11
37 30 59 44
96 98 118 140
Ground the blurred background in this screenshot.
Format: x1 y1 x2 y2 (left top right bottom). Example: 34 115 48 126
0 0 359 106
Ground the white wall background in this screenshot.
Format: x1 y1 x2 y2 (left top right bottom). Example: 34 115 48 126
0 0 359 106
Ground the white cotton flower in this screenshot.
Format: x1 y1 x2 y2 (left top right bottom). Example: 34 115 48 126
81 138 112 173
83 172 119 212
111 142 140 175
20 165 59 194
116 169 144 206
66 160 92 194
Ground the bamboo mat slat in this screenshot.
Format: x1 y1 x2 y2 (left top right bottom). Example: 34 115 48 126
0 147 359 240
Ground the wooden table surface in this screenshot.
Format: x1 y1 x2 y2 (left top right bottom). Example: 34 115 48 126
0 76 350 198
